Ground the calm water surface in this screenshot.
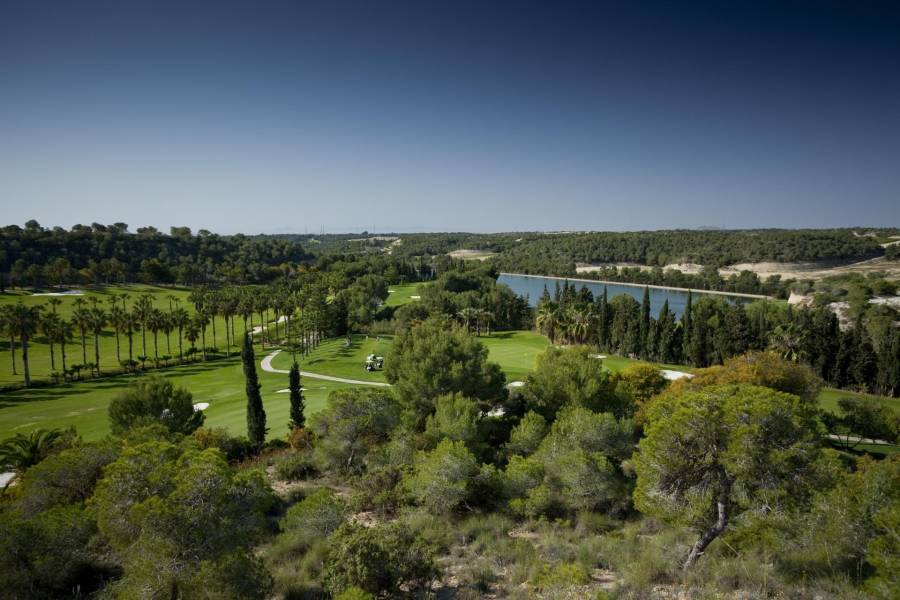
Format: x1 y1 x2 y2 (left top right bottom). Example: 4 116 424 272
498 273 751 319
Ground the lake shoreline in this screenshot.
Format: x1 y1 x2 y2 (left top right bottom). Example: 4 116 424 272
499 272 773 300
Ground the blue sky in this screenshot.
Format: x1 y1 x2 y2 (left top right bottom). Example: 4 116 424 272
1 1 898 233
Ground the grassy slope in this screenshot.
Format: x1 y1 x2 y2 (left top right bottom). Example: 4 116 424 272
270 335 394 383
1 317 896 443
0 285 243 387
384 283 424 307
0 345 343 442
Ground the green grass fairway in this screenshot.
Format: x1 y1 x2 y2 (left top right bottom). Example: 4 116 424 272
270 335 394 383
480 331 550 381
1 325 895 445
0 345 345 442
0 285 257 388
384 283 425 308
816 387 899 414
270 330 550 384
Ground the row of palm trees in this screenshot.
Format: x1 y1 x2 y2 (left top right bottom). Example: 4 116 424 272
1 283 333 388
456 306 494 336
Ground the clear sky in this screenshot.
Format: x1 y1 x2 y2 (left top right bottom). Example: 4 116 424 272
1 0 898 234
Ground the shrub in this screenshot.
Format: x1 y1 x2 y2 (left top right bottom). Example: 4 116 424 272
274 451 317 481
404 439 479 514
322 523 437 596
108 375 204 435
282 488 346 544
334 587 376 600
192 427 254 462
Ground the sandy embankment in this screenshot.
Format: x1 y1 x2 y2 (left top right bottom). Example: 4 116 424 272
449 249 498 261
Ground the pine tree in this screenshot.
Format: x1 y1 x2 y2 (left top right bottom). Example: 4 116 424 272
288 360 305 429
242 333 267 449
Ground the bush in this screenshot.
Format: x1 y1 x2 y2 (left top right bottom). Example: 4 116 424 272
322 523 437 596
282 488 346 544
532 562 590 591
334 587 376 600
192 427 254 462
108 375 204 436
274 451 317 481
404 439 479 514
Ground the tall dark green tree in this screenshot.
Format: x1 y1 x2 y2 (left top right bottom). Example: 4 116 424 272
288 360 305 430
639 286 651 358
681 291 693 361
242 333 267 449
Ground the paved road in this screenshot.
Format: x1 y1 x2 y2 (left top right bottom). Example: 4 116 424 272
260 350 391 387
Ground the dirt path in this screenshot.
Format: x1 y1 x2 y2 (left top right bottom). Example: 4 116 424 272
260 350 392 387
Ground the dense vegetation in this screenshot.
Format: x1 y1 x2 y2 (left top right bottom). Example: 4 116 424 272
535 279 899 397
1 224 898 598
0 221 314 287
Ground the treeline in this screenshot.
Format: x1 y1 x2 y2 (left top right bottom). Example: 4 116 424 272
375 260 532 335
489 229 886 272
0 220 314 287
564 264 791 297
537 280 900 396
0 255 432 388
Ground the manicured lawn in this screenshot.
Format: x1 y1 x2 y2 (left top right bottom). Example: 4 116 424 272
480 330 550 381
0 284 247 388
0 344 344 442
816 387 899 414
2 324 895 445
384 283 425 308
270 330 551 384
270 335 394 383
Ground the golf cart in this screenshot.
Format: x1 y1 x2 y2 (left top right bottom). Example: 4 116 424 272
365 354 384 371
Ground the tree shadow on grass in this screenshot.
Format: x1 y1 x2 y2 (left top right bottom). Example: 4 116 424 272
0 359 241 408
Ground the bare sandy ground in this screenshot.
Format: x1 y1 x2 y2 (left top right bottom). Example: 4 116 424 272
719 257 900 280
448 249 498 261
576 257 900 281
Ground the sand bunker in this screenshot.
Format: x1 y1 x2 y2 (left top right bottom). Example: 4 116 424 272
31 290 84 296
661 369 694 381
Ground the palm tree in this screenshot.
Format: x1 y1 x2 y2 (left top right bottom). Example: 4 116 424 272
123 310 137 363
171 307 190 361
535 301 561 344
108 305 125 363
47 297 62 316
0 305 17 376
0 429 65 477
119 292 131 312
52 317 73 375
457 307 478 333
769 323 808 363
88 307 107 375
7 303 44 386
147 308 166 365
132 295 154 359
185 317 201 360
72 304 91 365
567 306 594 345
40 311 61 371
207 291 219 352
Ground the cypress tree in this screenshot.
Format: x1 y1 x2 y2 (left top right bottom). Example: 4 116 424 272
288 360 305 430
598 286 609 348
681 291 693 360
242 332 267 449
639 287 651 358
